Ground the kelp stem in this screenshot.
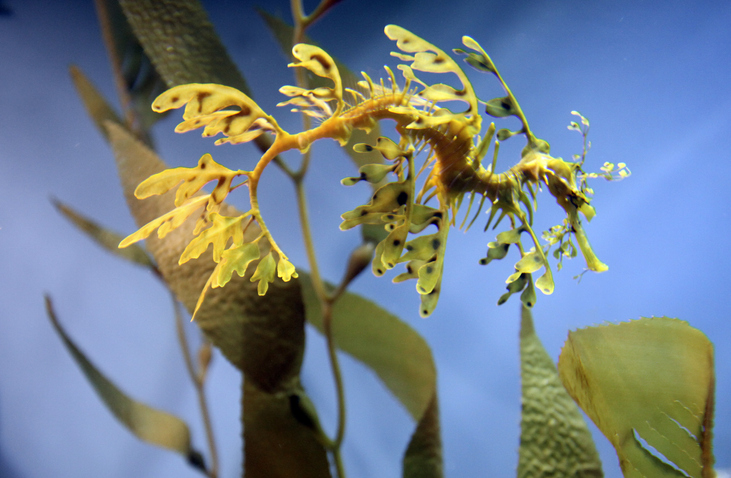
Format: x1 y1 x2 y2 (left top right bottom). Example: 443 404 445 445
294 177 348 478
172 297 218 478
323 301 347 477
289 4 348 475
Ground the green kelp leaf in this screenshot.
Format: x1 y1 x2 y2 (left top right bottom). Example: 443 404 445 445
52 198 155 269
243 379 331 478
70 65 124 142
300 275 442 477
118 0 250 94
403 393 442 478
257 8 383 172
94 0 167 142
558 317 715 478
518 306 603 478
45 296 199 463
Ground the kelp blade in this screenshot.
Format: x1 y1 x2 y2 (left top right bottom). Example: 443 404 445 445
52 197 155 269
558 317 714 478
45 296 198 462
243 379 332 478
118 0 250 93
518 306 603 477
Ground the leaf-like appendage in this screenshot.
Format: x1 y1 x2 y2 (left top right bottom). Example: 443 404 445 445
213 242 261 288
484 96 516 118
119 195 210 247
277 255 298 282
251 252 276 296
152 83 277 145
384 24 478 120
134 153 245 208
558 318 715 478
282 44 344 119
191 241 263 320
179 212 248 264
514 251 544 274
455 36 496 73
340 182 411 230
290 44 342 96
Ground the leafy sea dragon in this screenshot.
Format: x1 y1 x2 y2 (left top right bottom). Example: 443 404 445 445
120 25 626 317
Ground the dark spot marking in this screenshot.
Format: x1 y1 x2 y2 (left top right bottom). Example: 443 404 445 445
196 92 211 113
360 210 368 216
376 268 384 274
393 239 401 246
500 100 511 111
313 53 332 72
433 211 443 219
359 172 367 180
396 191 408 206
455 89 466 96
200 162 206 169
428 288 438 295
239 104 251 116
406 265 413 273
425 266 434 274
364 144 373 151
433 57 445 64
431 238 441 250
170 96 179 103
406 245 414 251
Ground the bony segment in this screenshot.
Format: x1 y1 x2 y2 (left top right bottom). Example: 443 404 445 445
119 25 621 318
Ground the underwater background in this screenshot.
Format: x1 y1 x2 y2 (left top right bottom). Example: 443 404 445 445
0 0 729 477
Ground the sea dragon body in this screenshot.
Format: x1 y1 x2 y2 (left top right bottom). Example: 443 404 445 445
120 25 615 317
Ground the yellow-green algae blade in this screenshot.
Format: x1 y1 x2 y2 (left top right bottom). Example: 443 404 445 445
558 317 714 478
519 306 603 477
52 198 155 269
45 296 195 458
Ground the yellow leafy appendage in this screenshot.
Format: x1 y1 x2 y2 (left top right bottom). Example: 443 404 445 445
120 25 626 317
